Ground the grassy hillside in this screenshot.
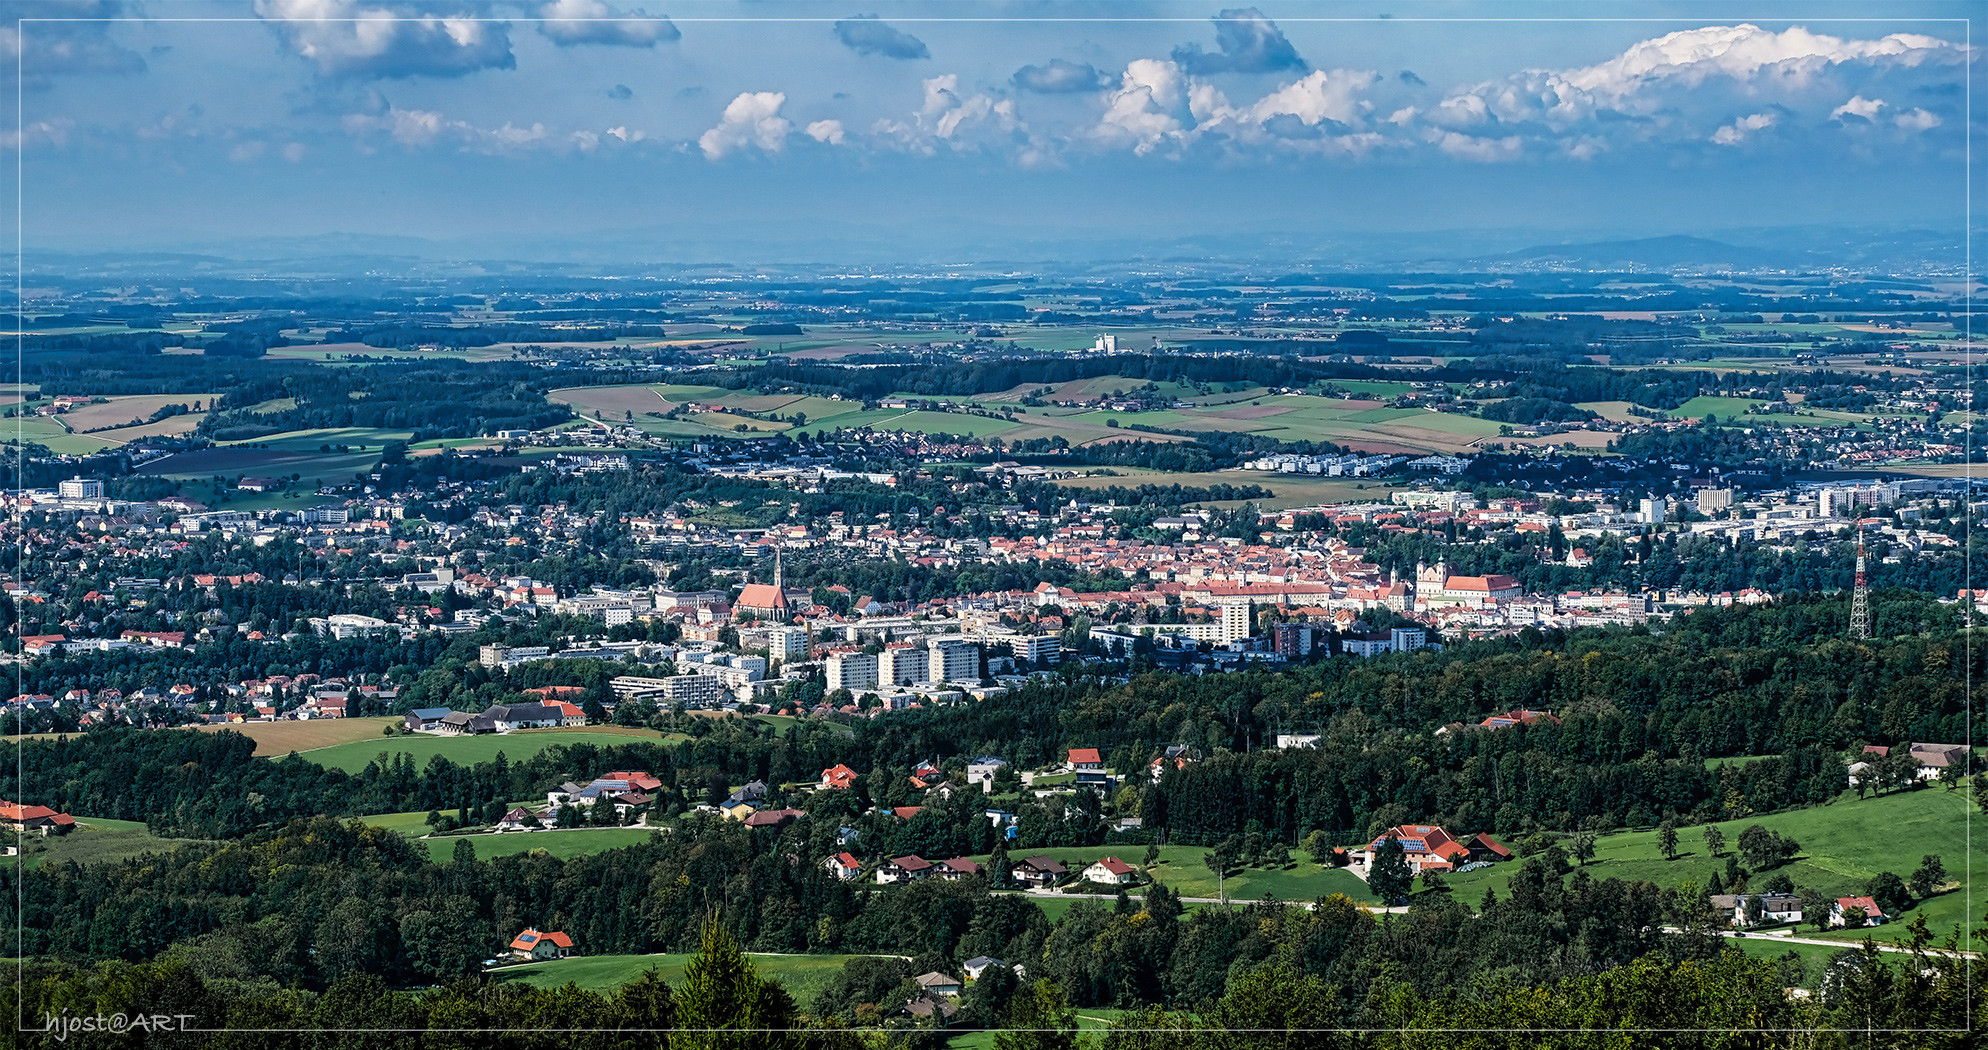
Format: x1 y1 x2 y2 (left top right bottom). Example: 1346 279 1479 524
23 817 209 870
1436 787 1978 946
300 730 671 775
493 951 885 1001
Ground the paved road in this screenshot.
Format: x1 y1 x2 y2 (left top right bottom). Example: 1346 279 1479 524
1706 928 1975 957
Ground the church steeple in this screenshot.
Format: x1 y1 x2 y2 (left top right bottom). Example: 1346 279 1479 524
774 548 784 592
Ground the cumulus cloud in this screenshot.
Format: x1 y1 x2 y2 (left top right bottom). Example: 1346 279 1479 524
0 1 146 84
343 103 565 153
255 0 515 79
874 74 1022 154
1830 95 1883 121
698 91 792 159
607 125 644 142
1411 23 1964 158
1012 59 1109 94
1710 112 1775 145
1429 129 1521 161
833 15 929 60
806 119 846 145
1095 59 1191 155
1171 8 1307 75
1894 107 1941 132
537 0 678 48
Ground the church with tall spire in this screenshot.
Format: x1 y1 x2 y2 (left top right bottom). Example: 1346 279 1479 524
733 548 793 622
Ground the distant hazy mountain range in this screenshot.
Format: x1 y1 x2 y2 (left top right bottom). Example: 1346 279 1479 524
18 223 1969 278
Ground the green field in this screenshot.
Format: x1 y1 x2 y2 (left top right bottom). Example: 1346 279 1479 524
4 415 115 454
1436 788 1980 946
301 731 673 775
970 844 1380 904
1672 396 1768 421
24 817 208 869
494 951 884 1001
421 827 663 862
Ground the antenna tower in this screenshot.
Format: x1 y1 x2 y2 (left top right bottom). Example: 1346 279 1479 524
1850 533 1871 640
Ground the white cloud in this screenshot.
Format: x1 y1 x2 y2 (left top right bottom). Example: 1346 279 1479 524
1558 24 1957 96
1830 95 1884 121
1428 130 1520 161
873 75 1022 155
699 92 792 160
1243 69 1375 127
342 105 565 154
1710 112 1775 146
536 0 678 48
1095 59 1190 156
255 0 515 79
806 120 846 145
607 126 645 142
1894 108 1941 132
1416 23 1966 156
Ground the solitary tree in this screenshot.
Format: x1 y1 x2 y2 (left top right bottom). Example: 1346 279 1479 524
1657 818 1680 861
1570 821 1599 867
1702 824 1726 858
1910 854 1947 899
1204 838 1240 905
673 919 800 1050
1368 836 1413 905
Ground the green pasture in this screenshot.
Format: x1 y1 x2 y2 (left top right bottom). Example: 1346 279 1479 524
1436 788 1980 947
299 731 675 776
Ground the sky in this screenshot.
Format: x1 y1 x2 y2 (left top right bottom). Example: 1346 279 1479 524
3 1 1980 262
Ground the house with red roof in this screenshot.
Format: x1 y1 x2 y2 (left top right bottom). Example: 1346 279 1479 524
1067 748 1103 773
1351 823 1479 875
876 855 934 884
819 764 859 790
1082 857 1138 885
507 929 575 961
0 800 76 836
1831 896 1887 928
825 852 863 881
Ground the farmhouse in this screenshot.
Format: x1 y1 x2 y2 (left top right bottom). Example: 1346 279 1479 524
506 929 575 961
0 800 76 836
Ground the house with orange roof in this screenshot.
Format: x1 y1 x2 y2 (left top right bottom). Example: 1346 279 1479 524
820 764 859 790
507 929 575 961
0 800 76 836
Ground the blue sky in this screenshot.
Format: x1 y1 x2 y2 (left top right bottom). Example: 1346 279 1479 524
4 2 1979 259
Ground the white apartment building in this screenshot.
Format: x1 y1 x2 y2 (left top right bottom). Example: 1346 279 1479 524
825 651 880 693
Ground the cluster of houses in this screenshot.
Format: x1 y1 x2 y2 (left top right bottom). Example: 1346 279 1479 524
403 700 587 735
1350 824 1513 875
1710 893 1890 929
1846 742 1972 785
831 850 1136 890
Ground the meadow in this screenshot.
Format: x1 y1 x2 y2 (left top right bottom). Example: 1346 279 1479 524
422 827 665 863
300 729 677 775
1434 787 1979 946
24 817 209 870
960 844 1379 905
493 951 890 1002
